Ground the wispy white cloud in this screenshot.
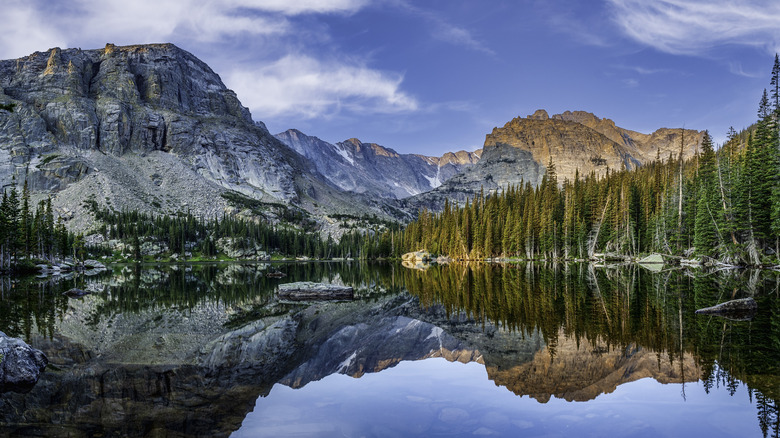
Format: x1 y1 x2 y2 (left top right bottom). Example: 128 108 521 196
544 3 613 48
227 55 419 119
227 0 370 15
393 0 495 55
0 0 371 59
622 78 639 88
728 61 764 78
607 0 780 55
0 1 68 59
613 65 670 75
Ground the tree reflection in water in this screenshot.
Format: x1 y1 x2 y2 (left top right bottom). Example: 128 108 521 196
401 263 780 436
1 262 779 437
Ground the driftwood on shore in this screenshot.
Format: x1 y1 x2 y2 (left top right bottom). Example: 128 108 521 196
277 282 353 301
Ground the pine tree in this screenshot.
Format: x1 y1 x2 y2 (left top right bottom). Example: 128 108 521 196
693 131 720 255
20 180 31 259
749 89 777 242
771 54 780 112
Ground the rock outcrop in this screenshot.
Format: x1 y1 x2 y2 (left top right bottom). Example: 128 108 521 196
276 129 481 199
0 332 48 393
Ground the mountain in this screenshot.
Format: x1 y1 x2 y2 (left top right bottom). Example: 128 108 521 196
0 43 706 229
0 43 399 231
275 129 481 199
404 109 704 211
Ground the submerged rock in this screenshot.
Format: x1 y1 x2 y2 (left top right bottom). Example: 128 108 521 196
277 282 353 301
63 288 90 298
695 297 757 320
0 332 48 393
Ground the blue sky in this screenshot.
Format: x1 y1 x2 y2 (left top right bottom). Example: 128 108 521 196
3 0 780 155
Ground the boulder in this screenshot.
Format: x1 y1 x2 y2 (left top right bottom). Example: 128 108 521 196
401 251 431 263
63 288 90 298
140 241 167 256
0 332 48 393
277 282 353 301
83 259 106 270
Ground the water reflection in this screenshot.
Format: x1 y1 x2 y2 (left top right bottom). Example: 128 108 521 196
401 263 780 435
0 262 777 437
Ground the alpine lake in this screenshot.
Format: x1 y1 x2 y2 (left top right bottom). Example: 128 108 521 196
0 261 779 438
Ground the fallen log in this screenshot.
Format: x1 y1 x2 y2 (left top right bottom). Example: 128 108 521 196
695 297 757 320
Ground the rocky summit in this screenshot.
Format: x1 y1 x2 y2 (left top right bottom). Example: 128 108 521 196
276 129 480 199
0 43 396 231
404 109 703 211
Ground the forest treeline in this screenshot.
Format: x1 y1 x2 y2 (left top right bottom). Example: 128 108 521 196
392 56 780 266
84 200 378 261
0 180 75 273
0 181 379 271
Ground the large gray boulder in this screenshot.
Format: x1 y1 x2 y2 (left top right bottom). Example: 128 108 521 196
0 332 48 393
277 282 354 301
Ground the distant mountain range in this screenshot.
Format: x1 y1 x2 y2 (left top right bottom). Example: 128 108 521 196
275 129 480 200
0 43 703 231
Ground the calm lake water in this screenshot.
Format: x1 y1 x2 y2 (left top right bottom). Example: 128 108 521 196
0 262 778 437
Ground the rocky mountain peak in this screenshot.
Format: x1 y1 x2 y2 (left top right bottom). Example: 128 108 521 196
528 109 549 120
437 149 482 166
338 138 400 159
404 109 704 212
1 43 400 231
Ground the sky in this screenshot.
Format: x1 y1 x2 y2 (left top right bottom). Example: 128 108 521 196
2 0 780 156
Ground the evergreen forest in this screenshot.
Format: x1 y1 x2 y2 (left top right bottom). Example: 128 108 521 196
396 56 780 266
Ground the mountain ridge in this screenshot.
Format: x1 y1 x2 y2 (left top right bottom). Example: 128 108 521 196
275 128 481 199
0 43 403 232
403 108 703 212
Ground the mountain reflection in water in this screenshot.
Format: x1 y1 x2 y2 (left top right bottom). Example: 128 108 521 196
0 262 777 437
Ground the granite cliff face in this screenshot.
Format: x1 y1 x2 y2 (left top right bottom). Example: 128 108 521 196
0 44 396 229
276 129 481 199
405 109 704 211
